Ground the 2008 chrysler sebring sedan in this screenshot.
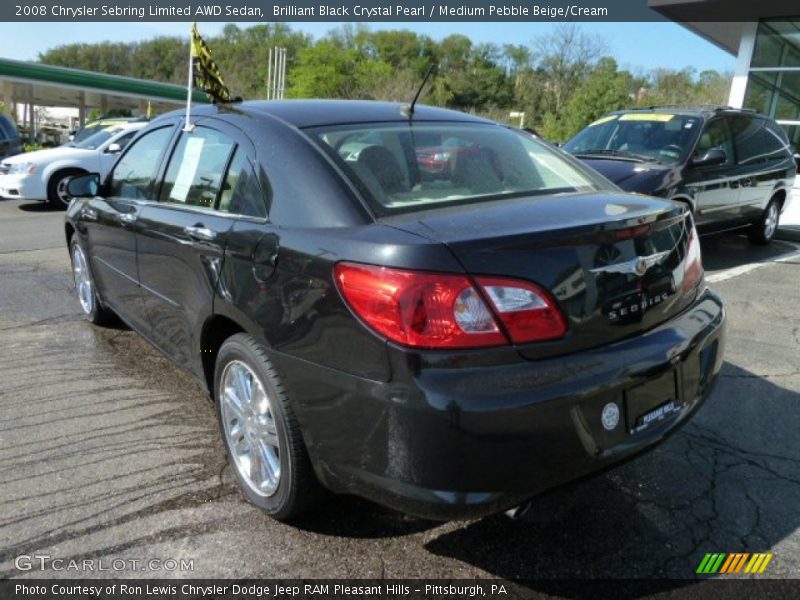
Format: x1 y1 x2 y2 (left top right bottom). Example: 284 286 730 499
64 101 725 521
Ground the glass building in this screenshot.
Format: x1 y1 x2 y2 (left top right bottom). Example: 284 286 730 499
744 20 800 157
651 1 800 160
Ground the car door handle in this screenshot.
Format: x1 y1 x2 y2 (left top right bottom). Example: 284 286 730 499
740 178 754 187
80 207 98 221
117 212 137 224
184 225 216 241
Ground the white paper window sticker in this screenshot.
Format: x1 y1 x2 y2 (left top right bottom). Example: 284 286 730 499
169 136 205 203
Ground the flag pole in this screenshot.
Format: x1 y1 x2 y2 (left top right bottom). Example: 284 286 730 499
184 26 194 132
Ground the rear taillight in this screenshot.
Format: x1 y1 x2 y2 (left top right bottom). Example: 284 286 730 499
334 262 567 349
683 225 704 292
475 276 567 343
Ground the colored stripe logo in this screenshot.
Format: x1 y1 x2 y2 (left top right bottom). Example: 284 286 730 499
696 552 773 574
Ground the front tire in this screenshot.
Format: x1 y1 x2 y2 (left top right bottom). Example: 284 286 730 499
48 168 83 209
69 238 114 325
749 198 780 245
214 333 324 520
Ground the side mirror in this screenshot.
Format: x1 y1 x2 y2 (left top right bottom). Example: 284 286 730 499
67 173 100 198
105 142 122 154
691 148 727 168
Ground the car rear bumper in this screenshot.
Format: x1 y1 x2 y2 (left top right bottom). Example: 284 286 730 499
0 173 44 200
271 287 725 520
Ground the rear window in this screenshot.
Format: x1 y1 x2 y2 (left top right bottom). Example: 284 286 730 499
731 117 792 165
308 122 609 216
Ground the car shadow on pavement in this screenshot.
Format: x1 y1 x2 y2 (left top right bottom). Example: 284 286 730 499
15 201 61 212
291 495 439 538
424 361 800 593
700 233 797 272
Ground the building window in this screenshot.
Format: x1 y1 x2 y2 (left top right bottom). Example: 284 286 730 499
745 19 800 156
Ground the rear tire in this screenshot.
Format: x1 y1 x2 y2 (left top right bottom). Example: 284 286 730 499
748 198 780 245
47 168 83 209
69 238 115 326
214 333 325 520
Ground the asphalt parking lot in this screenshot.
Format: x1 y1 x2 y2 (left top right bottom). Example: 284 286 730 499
1 197 799 583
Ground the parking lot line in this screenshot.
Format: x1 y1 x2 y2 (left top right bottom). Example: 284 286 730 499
706 242 800 284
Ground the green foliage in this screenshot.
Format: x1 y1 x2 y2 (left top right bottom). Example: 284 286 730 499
634 67 731 108
37 24 732 141
288 39 393 99
545 58 634 142
86 107 132 121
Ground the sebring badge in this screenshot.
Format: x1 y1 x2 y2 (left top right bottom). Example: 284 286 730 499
591 250 671 277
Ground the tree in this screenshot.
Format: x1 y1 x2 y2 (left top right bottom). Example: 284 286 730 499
432 37 513 110
634 67 732 108
548 58 633 141
533 24 608 116
288 39 392 100
35 23 731 136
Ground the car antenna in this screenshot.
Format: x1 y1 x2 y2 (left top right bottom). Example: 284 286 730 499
403 64 438 119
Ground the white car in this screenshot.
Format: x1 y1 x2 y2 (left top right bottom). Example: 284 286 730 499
0 122 146 209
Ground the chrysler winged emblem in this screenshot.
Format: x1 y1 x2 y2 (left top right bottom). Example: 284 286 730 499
591 250 670 276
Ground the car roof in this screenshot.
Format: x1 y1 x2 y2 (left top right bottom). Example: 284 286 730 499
607 106 763 119
162 99 495 129
89 116 141 124
120 121 148 131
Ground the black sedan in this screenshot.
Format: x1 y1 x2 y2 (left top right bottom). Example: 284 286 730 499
64 101 725 521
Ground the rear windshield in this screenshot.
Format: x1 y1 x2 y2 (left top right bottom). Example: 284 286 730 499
563 113 703 164
308 122 611 216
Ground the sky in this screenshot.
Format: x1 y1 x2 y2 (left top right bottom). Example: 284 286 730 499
0 21 735 74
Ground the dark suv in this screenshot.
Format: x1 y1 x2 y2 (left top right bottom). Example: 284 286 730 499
563 107 796 244
0 114 22 163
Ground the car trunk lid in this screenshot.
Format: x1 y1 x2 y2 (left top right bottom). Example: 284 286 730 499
382 191 699 359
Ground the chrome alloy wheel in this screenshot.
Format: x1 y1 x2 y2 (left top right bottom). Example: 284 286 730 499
56 175 72 206
220 360 281 496
71 244 94 315
764 202 779 239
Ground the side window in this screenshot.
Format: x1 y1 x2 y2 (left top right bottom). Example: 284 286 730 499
732 117 791 165
217 148 267 218
112 131 137 151
109 127 173 199
159 128 235 209
693 119 734 166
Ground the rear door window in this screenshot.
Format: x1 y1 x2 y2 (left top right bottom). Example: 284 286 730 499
159 127 236 209
217 148 267 218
